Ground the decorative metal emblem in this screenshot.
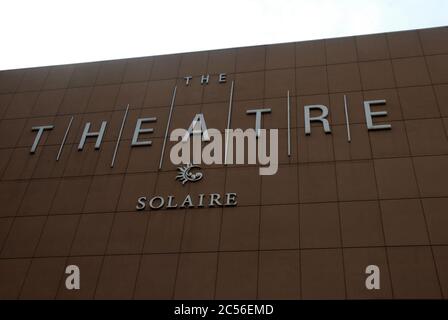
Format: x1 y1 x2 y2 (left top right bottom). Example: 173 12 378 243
176 164 203 185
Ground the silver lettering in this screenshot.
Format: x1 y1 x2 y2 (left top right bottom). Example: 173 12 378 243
225 193 238 207
184 76 193 86
78 121 107 150
219 73 227 83
201 74 210 85
166 195 178 209
149 196 164 210
364 100 391 131
198 194 205 208
30 125 54 154
181 195 194 208
209 194 222 207
136 197 147 211
132 117 156 147
304 105 331 135
183 113 210 142
246 108 271 138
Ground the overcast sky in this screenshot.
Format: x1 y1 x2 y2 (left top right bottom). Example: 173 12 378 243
1 0 447 70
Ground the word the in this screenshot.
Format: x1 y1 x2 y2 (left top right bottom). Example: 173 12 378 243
183 73 227 85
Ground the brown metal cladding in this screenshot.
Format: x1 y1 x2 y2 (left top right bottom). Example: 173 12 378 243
0 26 447 299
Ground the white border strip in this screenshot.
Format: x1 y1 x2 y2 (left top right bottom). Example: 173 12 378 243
224 81 235 165
159 86 177 170
110 104 130 168
56 116 74 161
344 94 352 143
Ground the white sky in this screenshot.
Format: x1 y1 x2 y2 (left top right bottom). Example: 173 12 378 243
1 0 447 70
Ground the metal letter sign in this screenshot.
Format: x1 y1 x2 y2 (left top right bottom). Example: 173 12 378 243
25 71 393 211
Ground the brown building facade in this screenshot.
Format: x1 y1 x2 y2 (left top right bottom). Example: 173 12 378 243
0 26 448 300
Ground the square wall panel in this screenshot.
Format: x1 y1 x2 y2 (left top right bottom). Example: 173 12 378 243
215 251 258 300
0 181 28 217
35 214 79 257
374 158 419 199
220 206 259 251
300 249 346 299
0 259 30 299
69 63 100 87
95 60 126 86
236 46 266 72
70 213 114 256
260 204 299 250
422 198 448 245
414 155 448 198
299 163 337 203
427 54 448 84
18 179 60 216
380 199 430 246
327 63 362 93
295 40 326 67
95 255 140 300
134 254 178 299
18 67 48 92
336 161 377 202
398 86 440 120
174 252 218 300
340 201 384 247
405 119 448 156
356 34 390 61
296 66 328 95
387 246 441 299
392 57 431 87
325 37 357 64
181 208 221 252
83 174 124 213
51 177 92 215
123 57 153 83
266 43 295 70
207 49 236 74
150 55 181 80
419 27 448 55
387 30 423 58
258 250 300 300
300 203 341 249
262 165 299 205
178 52 208 77
433 246 448 299
434 84 448 117
359 61 395 90
143 211 185 254
106 212 148 255
1 216 46 258
20 257 66 299
0 69 25 94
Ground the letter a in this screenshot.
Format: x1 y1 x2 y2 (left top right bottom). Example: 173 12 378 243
365 265 380 290
183 114 210 142
65 265 80 290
